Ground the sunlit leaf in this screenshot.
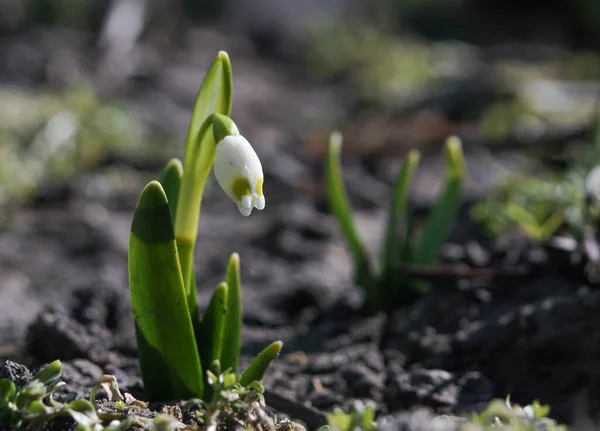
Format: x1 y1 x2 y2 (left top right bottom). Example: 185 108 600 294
198 281 228 373
31 360 62 385
220 253 242 373
159 158 183 222
129 181 203 401
413 136 465 265
175 52 233 326
325 131 376 308
238 341 283 386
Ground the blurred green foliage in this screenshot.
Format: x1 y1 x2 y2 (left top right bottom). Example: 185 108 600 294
0 84 178 205
472 106 600 242
307 21 435 104
468 397 566 431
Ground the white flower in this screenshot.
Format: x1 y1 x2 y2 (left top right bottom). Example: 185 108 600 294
214 134 265 216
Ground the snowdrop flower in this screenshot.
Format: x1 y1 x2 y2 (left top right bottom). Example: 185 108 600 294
212 115 265 216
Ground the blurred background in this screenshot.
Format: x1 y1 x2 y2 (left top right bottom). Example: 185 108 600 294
1 0 600 213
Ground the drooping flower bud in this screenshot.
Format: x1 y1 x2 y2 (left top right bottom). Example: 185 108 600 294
212 114 265 216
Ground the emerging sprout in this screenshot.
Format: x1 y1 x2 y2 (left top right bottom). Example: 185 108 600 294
129 52 281 403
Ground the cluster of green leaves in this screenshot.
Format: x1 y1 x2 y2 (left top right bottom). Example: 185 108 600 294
128 51 281 404
318 401 377 431
1 360 289 431
0 360 122 431
0 84 175 206
468 397 565 431
472 104 600 243
188 363 298 430
471 171 586 242
325 132 465 312
306 20 434 105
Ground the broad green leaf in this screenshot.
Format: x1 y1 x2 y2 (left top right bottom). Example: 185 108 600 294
66 399 98 426
238 341 282 386
0 379 16 401
159 158 183 222
175 51 233 323
24 400 49 418
31 360 62 385
412 136 465 265
325 132 376 309
129 181 203 401
379 150 420 304
198 281 228 373
220 253 242 373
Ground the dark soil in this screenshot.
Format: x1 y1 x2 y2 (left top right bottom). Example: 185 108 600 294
2 18 600 431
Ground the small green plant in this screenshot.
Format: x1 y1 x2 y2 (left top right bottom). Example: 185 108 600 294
468 397 566 430
128 51 281 403
470 173 580 243
0 360 108 430
1 360 288 430
318 401 378 431
325 132 465 312
472 102 600 244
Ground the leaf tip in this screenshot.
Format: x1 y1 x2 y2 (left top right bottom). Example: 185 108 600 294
217 50 230 63
162 158 184 177
328 131 343 155
139 181 168 208
444 135 465 179
228 252 240 270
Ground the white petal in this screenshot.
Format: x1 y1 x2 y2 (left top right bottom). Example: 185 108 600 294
214 135 263 196
238 205 252 216
241 195 252 210
213 133 265 215
254 195 265 210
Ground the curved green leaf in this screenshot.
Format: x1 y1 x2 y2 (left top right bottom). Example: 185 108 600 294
175 51 233 323
159 158 183 222
239 341 282 386
129 181 203 401
31 360 62 385
325 132 376 308
413 136 465 265
220 253 242 373
380 150 420 279
0 379 16 402
198 281 228 372
66 399 98 426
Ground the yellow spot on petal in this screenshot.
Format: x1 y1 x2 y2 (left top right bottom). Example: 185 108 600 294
256 177 263 197
231 177 252 202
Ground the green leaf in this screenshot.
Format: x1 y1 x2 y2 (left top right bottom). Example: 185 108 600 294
159 158 183 222
31 360 62 385
0 379 16 402
175 52 233 324
220 253 242 373
379 150 420 304
325 131 376 309
66 399 98 426
24 400 49 418
238 341 282 386
381 150 420 272
531 400 551 418
128 181 203 401
198 281 228 373
412 136 465 265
